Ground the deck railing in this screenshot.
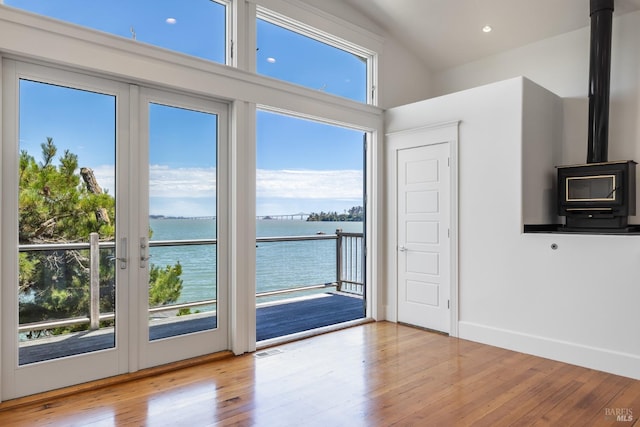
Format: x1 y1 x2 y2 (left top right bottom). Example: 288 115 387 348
335 230 365 295
18 230 364 335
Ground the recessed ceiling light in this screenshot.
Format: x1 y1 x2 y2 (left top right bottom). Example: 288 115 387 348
482 25 492 33
166 18 177 24
267 57 276 63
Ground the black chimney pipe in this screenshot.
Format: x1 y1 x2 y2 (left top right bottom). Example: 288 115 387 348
587 0 614 164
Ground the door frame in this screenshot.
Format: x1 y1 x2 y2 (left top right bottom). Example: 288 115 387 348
0 60 231 399
385 120 459 337
135 87 230 370
1 60 132 399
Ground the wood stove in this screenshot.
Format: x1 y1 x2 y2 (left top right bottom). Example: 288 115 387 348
557 0 638 231
558 160 636 229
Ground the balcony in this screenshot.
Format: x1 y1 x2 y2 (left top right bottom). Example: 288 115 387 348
17 231 364 365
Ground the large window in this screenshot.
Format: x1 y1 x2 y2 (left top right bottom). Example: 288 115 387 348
3 0 229 64
1 0 379 398
257 11 371 103
255 110 366 341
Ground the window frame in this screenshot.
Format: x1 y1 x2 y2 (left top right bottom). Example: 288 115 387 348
0 0 385 394
256 5 378 105
1 0 234 66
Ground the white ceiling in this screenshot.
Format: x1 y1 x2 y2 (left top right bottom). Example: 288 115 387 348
342 0 640 71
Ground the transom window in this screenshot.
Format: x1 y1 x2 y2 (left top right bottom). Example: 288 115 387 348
257 10 371 104
3 0 229 64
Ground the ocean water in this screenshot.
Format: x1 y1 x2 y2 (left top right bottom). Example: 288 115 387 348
149 219 363 306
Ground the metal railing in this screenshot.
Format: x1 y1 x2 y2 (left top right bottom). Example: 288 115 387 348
335 230 365 295
18 230 364 335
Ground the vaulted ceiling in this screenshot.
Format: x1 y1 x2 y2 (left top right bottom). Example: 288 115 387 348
343 0 640 71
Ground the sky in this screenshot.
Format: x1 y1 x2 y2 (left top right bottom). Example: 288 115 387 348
11 0 366 218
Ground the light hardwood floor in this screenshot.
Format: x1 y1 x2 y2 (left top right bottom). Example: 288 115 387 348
0 322 638 426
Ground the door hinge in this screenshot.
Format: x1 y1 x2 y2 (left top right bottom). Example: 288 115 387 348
447 228 450 238
448 157 450 167
447 300 450 309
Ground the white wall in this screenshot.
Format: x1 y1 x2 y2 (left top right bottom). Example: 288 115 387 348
433 11 640 223
386 77 640 380
377 36 435 109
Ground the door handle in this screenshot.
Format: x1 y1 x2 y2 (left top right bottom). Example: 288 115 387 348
115 237 127 269
399 246 407 252
140 237 152 268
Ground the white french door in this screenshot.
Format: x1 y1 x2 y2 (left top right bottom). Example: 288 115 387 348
136 88 228 369
1 61 228 399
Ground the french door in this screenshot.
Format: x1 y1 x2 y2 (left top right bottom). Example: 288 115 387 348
136 87 228 369
1 61 228 399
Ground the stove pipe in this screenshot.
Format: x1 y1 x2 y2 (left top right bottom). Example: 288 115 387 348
587 0 614 164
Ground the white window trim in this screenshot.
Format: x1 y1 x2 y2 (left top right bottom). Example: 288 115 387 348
217 0 234 66
0 0 233 66
255 3 379 105
249 0 384 51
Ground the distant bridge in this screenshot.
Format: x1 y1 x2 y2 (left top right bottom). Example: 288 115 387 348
150 214 310 220
257 213 310 220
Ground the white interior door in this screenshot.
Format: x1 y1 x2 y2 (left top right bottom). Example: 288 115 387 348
397 142 451 333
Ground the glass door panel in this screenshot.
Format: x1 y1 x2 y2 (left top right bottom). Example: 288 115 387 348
255 110 366 341
139 88 227 368
147 103 218 339
17 80 118 365
2 61 130 400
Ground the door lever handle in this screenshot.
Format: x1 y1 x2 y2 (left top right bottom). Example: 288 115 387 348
399 246 407 252
117 237 127 269
140 237 151 268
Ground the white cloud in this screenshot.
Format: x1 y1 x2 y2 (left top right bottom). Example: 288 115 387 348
257 169 362 200
149 165 216 198
90 164 216 198
90 165 363 211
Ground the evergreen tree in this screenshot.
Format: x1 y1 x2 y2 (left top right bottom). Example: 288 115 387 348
18 138 183 335
307 206 364 222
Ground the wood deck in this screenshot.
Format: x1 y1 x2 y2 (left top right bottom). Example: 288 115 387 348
19 293 364 364
2 322 638 426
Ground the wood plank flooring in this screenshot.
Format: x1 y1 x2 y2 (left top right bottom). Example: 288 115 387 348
0 322 638 426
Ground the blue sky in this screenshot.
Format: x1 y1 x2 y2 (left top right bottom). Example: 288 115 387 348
257 18 367 102
11 1 365 218
4 0 226 63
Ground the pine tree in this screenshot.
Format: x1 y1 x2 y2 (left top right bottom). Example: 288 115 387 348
19 138 182 335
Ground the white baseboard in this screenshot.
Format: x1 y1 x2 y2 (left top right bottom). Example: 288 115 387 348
458 321 640 380
381 304 396 322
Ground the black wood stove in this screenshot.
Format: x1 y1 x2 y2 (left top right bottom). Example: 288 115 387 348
558 160 636 229
557 0 637 231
